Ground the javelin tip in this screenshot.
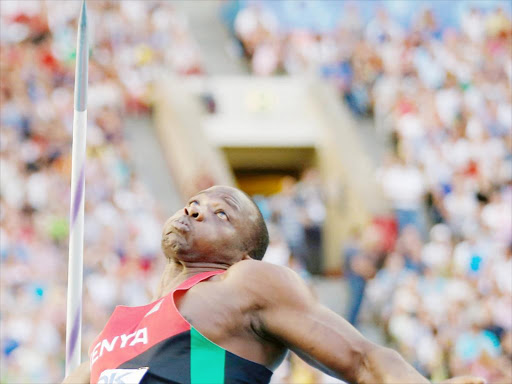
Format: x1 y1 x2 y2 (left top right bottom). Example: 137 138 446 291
79 0 87 29
74 0 88 112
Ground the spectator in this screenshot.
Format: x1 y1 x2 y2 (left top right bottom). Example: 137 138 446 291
343 227 379 326
377 154 426 234
270 176 307 270
296 168 326 274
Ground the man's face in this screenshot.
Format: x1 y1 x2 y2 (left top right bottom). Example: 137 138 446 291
161 186 257 264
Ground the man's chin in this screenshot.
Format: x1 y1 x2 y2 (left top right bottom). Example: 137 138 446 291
165 250 210 264
162 236 189 258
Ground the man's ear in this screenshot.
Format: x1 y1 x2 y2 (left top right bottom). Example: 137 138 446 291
242 253 253 261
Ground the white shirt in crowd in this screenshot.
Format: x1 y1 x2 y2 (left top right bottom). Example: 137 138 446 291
379 164 425 211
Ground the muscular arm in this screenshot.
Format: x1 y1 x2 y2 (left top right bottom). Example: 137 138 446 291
62 362 90 384
241 261 429 384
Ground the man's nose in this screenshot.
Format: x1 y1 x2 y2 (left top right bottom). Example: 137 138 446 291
184 205 203 221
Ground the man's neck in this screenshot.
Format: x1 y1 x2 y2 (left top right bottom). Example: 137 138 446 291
153 259 229 300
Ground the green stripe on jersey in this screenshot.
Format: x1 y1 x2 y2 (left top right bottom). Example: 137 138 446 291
190 326 225 384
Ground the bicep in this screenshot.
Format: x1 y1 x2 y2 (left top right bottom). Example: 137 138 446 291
259 287 374 382
230 261 375 381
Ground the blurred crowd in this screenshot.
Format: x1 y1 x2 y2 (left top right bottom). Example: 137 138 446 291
258 169 326 276
232 2 512 382
0 1 201 382
1 1 511 383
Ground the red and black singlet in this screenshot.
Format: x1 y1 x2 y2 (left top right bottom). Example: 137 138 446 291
89 270 273 384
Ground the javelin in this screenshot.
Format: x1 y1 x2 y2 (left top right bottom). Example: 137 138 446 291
65 0 88 375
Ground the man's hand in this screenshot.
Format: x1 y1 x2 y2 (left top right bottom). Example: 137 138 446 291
439 376 486 384
62 361 90 384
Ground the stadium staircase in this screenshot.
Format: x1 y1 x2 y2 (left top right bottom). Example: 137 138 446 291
173 1 248 75
124 116 183 217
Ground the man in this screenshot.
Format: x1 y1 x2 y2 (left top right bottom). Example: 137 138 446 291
65 186 483 384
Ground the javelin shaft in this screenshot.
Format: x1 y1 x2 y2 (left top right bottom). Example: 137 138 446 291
65 0 88 376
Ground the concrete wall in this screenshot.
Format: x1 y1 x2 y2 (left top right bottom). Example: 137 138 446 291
153 75 235 200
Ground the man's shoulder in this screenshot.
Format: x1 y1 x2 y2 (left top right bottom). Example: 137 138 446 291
227 259 293 281
225 260 311 307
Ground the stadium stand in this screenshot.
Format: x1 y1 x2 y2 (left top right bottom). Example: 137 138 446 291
0 2 200 381
1 1 511 383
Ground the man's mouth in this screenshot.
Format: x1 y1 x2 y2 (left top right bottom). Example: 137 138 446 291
168 220 190 234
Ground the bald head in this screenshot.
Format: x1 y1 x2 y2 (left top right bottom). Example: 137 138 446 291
201 186 269 261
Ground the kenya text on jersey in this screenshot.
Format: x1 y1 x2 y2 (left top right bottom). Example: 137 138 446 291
91 328 149 366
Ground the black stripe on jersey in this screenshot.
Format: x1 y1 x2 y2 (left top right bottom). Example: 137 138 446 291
118 330 272 384
119 331 191 384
